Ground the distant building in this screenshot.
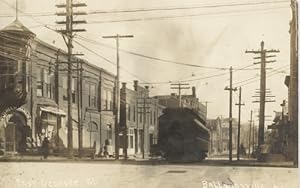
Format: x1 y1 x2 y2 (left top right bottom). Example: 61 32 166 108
119 81 163 157
206 117 223 155
220 117 238 154
206 117 238 156
154 87 207 121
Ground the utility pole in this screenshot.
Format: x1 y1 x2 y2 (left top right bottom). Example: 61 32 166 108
56 0 86 159
289 0 298 167
224 67 237 161
120 82 127 159
102 34 133 159
77 60 83 158
246 41 279 149
170 83 190 107
248 110 253 158
137 96 151 159
235 87 245 160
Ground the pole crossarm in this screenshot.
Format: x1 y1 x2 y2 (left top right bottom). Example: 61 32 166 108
224 86 237 91
254 55 276 59
102 35 134 39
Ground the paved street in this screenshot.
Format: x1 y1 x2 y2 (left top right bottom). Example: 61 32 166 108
0 162 297 188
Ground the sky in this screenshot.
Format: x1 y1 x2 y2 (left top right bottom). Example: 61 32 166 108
0 0 293 125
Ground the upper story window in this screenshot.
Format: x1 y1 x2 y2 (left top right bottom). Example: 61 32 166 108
139 113 142 123
71 77 77 104
87 83 96 108
36 67 54 99
150 111 153 125
102 88 113 111
154 111 156 125
36 67 43 97
127 104 131 121
133 105 136 122
62 76 67 101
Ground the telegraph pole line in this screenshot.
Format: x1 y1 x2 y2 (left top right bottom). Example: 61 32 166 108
246 41 279 149
224 67 237 161
56 0 87 159
248 110 253 158
235 87 245 160
170 83 190 107
137 97 151 159
102 34 133 160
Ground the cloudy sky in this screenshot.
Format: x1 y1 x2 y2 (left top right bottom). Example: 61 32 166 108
0 0 293 124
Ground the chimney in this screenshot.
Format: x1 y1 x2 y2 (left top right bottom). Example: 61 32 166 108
192 86 196 97
134 80 138 91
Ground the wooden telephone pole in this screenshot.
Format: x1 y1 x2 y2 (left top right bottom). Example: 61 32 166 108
56 0 86 159
235 87 245 160
246 41 279 148
170 83 190 107
290 0 298 167
248 110 253 158
137 97 151 159
224 67 237 161
102 34 133 159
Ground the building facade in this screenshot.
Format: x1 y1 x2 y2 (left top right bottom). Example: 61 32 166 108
0 20 116 156
220 118 238 154
119 81 162 157
207 117 223 155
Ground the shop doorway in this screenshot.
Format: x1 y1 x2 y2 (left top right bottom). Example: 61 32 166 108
5 111 31 153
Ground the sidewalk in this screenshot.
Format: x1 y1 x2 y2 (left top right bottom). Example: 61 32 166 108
0 154 115 163
0 154 295 168
0 153 163 164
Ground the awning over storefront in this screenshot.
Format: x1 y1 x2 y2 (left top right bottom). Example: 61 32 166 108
40 106 66 116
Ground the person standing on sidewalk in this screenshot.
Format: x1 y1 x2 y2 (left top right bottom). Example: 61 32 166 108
41 137 50 159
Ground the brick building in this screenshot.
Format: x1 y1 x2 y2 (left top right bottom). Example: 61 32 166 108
119 81 162 157
0 20 116 156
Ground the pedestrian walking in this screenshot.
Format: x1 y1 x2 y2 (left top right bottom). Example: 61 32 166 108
41 137 50 159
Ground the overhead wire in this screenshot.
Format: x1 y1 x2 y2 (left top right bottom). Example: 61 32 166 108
0 0 150 83
88 1 288 14
87 6 288 24
76 35 230 70
236 66 289 87
0 0 289 87
0 1 289 17
233 64 289 86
